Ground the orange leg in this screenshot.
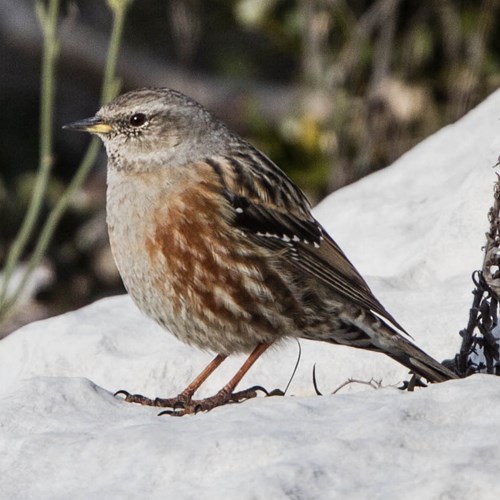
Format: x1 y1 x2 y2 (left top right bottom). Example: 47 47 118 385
163 342 272 416
177 353 228 400
115 353 227 408
115 343 272 415
211 342 271 398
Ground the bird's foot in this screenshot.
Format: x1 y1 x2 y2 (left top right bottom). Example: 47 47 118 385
114 389 192 409
158 385 269 416
114 385 269 415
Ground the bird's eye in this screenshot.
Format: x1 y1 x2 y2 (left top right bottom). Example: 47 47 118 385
129 113 147 127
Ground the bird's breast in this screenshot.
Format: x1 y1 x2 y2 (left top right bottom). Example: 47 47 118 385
105 165 294 352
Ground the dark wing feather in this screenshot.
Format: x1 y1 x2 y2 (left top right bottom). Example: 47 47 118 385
225 190 408 336
205 149 408 336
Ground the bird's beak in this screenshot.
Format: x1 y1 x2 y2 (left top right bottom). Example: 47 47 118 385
63 116 113 135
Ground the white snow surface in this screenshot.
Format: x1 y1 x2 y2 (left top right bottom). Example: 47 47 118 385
2 90 500 499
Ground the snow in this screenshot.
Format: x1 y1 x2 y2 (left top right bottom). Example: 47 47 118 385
3 375 500 499
2 89 500 498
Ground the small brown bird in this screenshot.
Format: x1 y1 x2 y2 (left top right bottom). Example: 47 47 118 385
65 88 457 415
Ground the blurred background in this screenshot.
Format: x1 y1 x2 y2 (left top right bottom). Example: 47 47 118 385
1 0 500 336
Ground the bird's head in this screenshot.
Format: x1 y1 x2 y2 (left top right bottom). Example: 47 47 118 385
64 88 229 172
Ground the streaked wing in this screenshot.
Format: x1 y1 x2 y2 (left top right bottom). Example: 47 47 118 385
224 186 408 336
204 147 408 336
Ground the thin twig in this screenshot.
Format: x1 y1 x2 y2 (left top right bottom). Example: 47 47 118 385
283 339 302 396
332 377 383 395
312 363 383 395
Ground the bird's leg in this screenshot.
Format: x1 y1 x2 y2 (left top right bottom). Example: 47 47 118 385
114 353 227 408
161 342 272 416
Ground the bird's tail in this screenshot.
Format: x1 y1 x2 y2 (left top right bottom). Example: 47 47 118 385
384 336 458 383
329 312 459 383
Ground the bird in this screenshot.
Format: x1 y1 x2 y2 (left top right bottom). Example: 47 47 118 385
64 87 458 415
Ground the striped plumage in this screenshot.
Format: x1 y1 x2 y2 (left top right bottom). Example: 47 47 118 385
64 88 457 415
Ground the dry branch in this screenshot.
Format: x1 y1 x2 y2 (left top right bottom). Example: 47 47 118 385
455 174 500 376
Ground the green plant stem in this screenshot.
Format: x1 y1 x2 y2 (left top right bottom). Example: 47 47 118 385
0 0 60 310
6 140 100 309
0 0 133 322
101 0 133 105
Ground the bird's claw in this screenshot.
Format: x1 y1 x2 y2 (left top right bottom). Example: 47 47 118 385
115 384 274 416
114 389 191 408
114 389 131 398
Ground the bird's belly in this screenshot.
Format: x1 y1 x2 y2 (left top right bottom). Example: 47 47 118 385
105 169 305 354
107 210 291 354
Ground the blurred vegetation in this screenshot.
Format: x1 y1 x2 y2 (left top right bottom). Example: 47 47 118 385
1 0 500 333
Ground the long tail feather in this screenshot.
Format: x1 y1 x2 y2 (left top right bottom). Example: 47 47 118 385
326 312 458 383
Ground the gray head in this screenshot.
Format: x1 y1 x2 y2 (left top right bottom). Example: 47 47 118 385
64 88 232 171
